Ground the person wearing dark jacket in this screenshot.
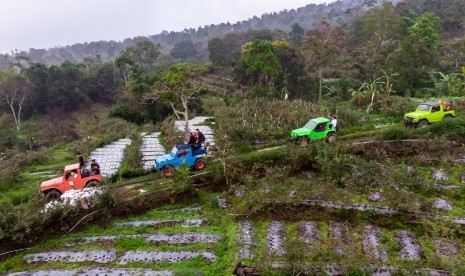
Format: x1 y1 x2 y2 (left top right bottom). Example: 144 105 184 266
195 128 205 149
90 159 100 175
187 132 196 147
77 152 85 169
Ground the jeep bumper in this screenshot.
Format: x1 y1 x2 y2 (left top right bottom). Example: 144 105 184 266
404 117 415 126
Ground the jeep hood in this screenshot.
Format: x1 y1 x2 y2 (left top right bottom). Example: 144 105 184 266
405 110 429 118
291 127 312 137
155 154 174 167
40 177 62 190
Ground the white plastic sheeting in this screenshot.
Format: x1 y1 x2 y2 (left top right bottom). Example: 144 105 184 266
139 132 166 170
42 188 104 214
86 138 132 177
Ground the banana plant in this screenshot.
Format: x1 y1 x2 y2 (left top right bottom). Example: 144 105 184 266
434 71 464 95
379 69 398 98
359 77 382 114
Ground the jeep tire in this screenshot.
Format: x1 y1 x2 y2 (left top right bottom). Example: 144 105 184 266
298 137 309 147
85 180 100 188
194 159 206 171
442 115 453 121
417 120 428 128
326 133 336 143
45 190 62 202
162 166 175 177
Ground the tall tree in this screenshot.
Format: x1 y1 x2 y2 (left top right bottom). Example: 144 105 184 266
0 73 32 130
303 20 346 100
21 62 50 114
391 12 441 91
347 2 406 79
272 39 305 96
440 35 465 71
288 23 305 47
170 40 197 60
89 62 121 103
115 55 135 86
208 38 225 66
146 64 206 136
238 40 282 95
221 33 242 67
121 41 161 71
47 61 88 110
115 41 161 85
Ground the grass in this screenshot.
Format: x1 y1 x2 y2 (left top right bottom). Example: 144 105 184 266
0 143 75 205
3 175 465 274
0 192 237 275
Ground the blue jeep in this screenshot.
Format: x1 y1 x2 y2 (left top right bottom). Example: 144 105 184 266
154 144 207 177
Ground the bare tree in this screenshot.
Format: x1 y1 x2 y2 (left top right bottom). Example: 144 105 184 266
0 75 31 130
146 64 206 137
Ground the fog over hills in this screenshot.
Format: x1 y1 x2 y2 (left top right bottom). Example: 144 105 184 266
0 0 401 69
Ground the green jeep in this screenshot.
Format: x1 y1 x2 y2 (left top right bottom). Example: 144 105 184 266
291 117 336 146
404 101 456 127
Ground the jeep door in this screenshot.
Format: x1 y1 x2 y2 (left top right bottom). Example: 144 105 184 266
64 169 80 190
430 105 442 122
175 149 187 167
311 123 327 140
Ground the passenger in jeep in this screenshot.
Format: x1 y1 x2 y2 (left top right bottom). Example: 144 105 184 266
66 169 78 180
90 159 100 175
187 132 196 148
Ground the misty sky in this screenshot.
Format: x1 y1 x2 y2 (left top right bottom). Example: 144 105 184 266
0 0 332 54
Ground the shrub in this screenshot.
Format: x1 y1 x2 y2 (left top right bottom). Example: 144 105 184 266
0 197 43 247
0 114 17 152
377 126 415 141
376 96 417 119
108 101 144 124
314 143 355 187
97 188 117 209
422 118 465 140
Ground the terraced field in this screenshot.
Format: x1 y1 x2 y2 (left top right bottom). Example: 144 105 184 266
3 118 465 275
2 193 464 275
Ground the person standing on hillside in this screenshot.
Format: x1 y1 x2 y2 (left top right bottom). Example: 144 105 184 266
77 152 85 169
331 115 338 130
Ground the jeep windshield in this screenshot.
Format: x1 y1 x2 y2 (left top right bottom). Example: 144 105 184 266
304 120 317 130
170 146 178 155
417 104 431 112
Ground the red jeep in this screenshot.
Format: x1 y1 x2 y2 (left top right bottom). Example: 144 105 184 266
40 163 102 201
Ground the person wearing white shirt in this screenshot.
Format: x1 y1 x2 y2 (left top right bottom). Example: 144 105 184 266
331 116 338 130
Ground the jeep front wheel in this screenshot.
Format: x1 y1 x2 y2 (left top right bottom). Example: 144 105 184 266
298 137 309 147
417 120 428 128
162 166 175 177
45 190 62 202
194 159 206 171
326 133 336 143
